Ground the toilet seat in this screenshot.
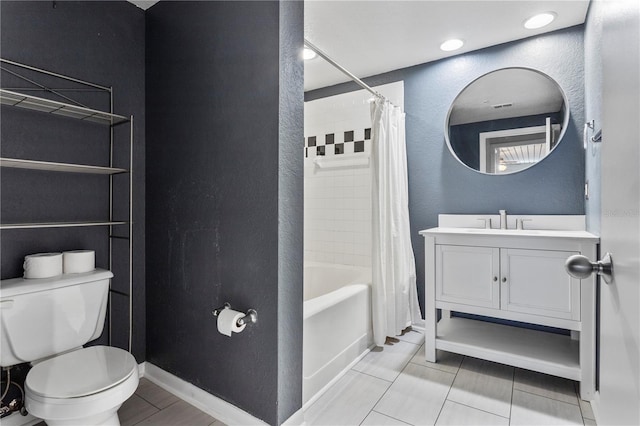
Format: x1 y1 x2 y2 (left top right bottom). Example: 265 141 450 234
25 346 139 424
26 346 137 398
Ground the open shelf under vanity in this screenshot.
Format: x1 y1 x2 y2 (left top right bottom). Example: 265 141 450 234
436 316 580 380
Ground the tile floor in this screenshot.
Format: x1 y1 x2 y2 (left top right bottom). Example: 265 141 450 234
118 378 224 426
34 378 223 426
32 330 598 425
303 329 598 426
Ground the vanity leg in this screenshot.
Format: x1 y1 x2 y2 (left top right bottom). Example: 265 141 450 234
425 309 437 362
425 235 437 363
578 243 597 401
425 344 436 362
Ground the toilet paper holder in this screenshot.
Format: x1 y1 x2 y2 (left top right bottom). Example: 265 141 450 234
212 303 258 327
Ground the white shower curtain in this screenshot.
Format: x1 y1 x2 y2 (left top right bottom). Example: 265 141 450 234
370 98 422 347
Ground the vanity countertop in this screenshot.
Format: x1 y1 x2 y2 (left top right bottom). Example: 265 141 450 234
420 227 600 241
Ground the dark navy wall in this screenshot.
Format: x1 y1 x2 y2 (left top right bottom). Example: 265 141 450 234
145 1 303 424
306 26 585 314
0 0 146 360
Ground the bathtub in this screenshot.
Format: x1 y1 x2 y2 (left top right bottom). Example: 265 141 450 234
303 262 373 404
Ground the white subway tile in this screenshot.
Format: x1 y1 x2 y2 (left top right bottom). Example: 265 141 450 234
354 243 369 256
355 255 371 267
344 142 355 155
317 252 333 263
341 254 357 266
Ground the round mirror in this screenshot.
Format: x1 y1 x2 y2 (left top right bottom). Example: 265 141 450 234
445 67 569 175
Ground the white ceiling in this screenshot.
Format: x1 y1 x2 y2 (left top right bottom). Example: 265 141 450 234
449 68 565 125
304 0 590 91
127 1 590 92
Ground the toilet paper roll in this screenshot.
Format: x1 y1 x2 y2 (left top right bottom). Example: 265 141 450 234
63 250 96 274
216 308 247 337
23 252 63 279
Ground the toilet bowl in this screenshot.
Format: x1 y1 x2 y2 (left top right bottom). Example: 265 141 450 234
0 269 138 425
25 346 139 426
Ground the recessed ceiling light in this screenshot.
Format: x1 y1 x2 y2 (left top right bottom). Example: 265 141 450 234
524 12 557 29
303 47 317 60
440 39 464 52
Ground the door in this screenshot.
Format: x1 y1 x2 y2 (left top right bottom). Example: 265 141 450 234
597 1 640 424
435 245 500 309
501 248 580 321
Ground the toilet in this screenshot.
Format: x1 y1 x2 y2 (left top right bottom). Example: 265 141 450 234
0 269 138 426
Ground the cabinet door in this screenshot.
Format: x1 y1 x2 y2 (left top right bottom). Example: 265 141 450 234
435 245 500 309
500 249 580 321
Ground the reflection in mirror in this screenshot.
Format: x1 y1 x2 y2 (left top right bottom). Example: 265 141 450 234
445 68 568 175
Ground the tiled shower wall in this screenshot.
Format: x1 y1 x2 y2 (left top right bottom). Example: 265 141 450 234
304 82 404 268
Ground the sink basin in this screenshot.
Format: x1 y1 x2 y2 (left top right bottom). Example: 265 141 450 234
459 228 541 234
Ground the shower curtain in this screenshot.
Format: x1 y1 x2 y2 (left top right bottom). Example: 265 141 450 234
370 98 422 347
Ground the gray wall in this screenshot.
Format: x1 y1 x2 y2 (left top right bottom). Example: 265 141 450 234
145 1 303 424
584 1 604 234
0 0 146 360
307 26 586 313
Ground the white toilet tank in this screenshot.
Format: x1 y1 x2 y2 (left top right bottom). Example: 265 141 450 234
0 269 113 367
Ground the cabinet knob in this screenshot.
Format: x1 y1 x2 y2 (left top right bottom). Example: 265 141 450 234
493 276 498 282
502 277 507 283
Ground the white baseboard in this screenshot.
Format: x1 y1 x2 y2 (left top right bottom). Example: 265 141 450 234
142 362 268 426
282 407 306 426
137 361 146 378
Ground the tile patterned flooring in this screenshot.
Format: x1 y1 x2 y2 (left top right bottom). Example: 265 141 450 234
118 378 224 425
34 378 223 426
33 330 598 425
303 329 597 426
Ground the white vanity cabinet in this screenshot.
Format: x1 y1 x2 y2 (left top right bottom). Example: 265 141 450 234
436 245 500 309
500 248 581 321
421 223 599 401
437 245 581 320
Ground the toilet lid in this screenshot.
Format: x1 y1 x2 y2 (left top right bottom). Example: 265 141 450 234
26 346 137 399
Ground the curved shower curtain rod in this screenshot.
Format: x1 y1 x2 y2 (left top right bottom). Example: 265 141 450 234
304 38 390 103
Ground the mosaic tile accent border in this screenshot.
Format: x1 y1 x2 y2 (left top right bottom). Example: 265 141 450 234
305 128 371 157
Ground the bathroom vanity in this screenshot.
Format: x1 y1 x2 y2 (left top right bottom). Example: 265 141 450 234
420 215 598 400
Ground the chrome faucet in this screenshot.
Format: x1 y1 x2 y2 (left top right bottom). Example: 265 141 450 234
499 210 507 229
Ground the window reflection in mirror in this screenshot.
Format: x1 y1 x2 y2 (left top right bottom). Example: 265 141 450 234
445 68 568 175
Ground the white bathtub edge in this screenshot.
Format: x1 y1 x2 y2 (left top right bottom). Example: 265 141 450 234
304 284 369 319
302 343 374 412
